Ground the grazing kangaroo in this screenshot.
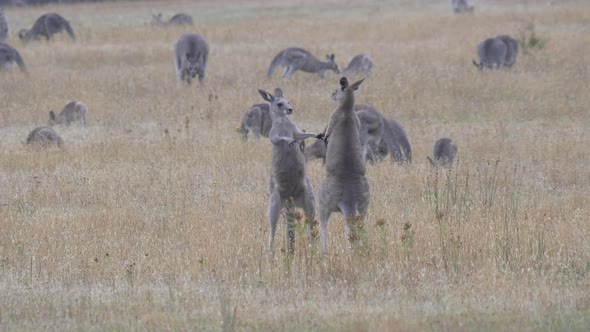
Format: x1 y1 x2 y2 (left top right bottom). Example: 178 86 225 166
174 33 209 85
26 126 63 148
19 13 75 42
319 77 370 254
260 88 321 255
267 47 339 80
238 103 271 141
49 101 87 127
473 37 508 70
452 0 474 14
342 54 373 76
496 35 519 68
152 13 194 26
0 42 27 73
428 138 458 168
0 9 8 42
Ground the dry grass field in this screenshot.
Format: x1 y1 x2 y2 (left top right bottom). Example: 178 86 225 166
1 0 590 330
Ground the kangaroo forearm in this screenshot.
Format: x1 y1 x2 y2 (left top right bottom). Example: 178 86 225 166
293 132 317 140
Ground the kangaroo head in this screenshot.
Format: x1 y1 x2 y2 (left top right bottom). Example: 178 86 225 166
258 89 293 116
325 54 340 74
472 59 483 70
18 29 30 41
332 77 364 101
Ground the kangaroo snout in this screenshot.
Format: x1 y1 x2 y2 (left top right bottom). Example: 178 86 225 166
286 108 293 114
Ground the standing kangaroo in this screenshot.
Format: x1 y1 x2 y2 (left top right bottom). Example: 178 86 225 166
152 13 194 26
342 54 373 76
319 77 370 254
0 42 27 73
260 88 322 255
174 33 209 85
0 9 9 42
18 13 75 42
238 103 271 141
473 37 508 70
49 101 87 126
428 138 458 168
267 47 339 80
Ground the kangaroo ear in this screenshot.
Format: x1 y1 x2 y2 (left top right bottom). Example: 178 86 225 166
349 78 364 91
258 89 274 102
339 77 349 91
273 88 283 98
326 54 335 61
49 111 55 121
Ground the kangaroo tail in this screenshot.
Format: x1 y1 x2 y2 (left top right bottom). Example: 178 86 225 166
63 21 76 41
267 52 283 79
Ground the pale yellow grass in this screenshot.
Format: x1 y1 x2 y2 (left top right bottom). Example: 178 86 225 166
0 0 589 330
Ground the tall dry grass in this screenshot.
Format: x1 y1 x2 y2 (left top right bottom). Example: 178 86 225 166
1 0 589 330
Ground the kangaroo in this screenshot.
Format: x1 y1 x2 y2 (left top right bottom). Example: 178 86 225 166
0 42 26 73
267 47 339 80
473 37 508 70
26 126 63 148
49 101 87 127
259 88 322 255
152 13 193 26
342 54 373 76
452 0 474 14
496 35 519 68
238 103 271 141
18 13 75 42
0 9 8 42
428 138 458 168
174 33 209 85
318 77 370 254
331 89 412 164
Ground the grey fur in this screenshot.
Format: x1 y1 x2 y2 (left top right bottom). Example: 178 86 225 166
26 126 63 148
496 35 519 68
239 103 271 141
152 13 193 26
452 0 474 14
0 42 26 72
174 33 209 85
49 101 87 126
0 9 8 42
267 47 339 80
342 54 373 76
19 13 75 42
428 138 458 168
259 88 320 255
329 89 412 164
381 118 412 164
473 37 508 70
319 77 370 254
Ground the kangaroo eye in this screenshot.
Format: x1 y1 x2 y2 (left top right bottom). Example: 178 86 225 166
277 103 284 107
